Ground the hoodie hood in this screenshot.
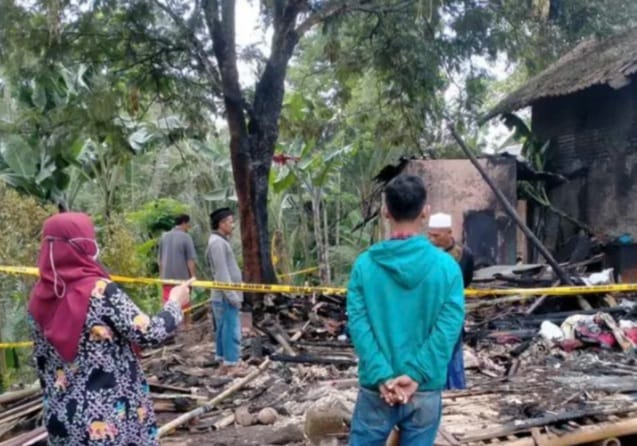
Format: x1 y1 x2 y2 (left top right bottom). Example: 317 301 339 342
368 235 436 289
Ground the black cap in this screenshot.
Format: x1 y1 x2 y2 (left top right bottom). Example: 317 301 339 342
210 208 233 229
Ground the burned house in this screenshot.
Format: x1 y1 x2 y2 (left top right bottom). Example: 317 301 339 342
483 26 637 277
406 158 520 267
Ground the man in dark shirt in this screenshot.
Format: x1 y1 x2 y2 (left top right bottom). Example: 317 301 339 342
428 212 474 390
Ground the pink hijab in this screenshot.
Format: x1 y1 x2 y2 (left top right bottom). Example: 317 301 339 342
28 213 109 362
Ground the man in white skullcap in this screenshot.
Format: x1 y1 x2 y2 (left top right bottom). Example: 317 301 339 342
428 212 474 390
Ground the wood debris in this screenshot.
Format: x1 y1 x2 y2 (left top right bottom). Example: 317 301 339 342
4 268 637 445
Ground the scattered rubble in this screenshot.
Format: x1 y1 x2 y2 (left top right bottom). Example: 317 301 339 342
4 265 637 445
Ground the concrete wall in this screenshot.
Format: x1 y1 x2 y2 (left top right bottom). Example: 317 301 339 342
532 80 637 243
404 158 519 266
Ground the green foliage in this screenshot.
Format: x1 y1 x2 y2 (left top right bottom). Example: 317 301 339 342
0 183 55 388
0 0 636 287
127 198 189 277
99 215 147 278
128 198 188 237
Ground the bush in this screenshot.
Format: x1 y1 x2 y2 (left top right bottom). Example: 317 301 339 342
128 198 190 276
0 183 55 391
98 214 160 315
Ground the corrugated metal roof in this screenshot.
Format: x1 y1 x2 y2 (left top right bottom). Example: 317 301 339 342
481 27 637 123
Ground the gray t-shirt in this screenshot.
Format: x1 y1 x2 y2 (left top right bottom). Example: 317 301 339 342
159 228 197 280
206 232 243 306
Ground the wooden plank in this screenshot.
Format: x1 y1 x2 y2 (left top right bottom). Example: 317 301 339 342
0 427 47 446
0 385 41 406
459 405 637 442
0 402 42 425
0 400 41 424
498 415 637 446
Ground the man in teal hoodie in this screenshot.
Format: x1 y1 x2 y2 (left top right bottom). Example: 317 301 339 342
347 174 465 446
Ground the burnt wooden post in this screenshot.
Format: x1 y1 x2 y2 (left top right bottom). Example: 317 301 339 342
449 124 592 310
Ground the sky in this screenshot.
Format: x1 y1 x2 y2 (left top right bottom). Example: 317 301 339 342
235 0 272 88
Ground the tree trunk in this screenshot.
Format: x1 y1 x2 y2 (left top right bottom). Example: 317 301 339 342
313 190 330 284
204 0 332 301
335 172 341 247
322 193 331 283
222 18 300 299
229 135 277 287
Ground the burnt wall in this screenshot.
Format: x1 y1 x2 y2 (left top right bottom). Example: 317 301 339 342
404 158 518 266
532 80 637 241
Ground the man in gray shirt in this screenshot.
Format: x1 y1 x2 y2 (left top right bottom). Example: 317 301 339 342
158 214 197 306
206 207 245 375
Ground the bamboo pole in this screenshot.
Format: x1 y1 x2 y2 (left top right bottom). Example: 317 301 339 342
157 358 271 437
158 320 309 437
499 416 637 446
0 427 47 446
0 384 40 406
448 124 592 311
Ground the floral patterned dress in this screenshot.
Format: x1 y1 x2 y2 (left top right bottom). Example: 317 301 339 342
31 279 183 445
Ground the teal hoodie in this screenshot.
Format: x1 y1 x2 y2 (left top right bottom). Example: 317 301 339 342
347 235 465 391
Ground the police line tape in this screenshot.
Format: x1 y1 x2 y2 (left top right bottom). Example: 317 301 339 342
3 265 637 297
0 341 34 349
0 265 347 295
3 265 637 350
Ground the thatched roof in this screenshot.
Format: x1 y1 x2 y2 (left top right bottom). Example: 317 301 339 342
481 27 637 123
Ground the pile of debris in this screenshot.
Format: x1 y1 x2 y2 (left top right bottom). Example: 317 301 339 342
4 268 637 445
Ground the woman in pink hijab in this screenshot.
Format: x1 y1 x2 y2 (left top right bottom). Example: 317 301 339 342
28 212 191 445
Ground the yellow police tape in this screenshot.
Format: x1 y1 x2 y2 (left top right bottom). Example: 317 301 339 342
0 341 34 349
0 265 347 295
4 264 637 297
4 264 637 350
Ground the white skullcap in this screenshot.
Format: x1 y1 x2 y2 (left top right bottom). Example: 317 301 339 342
428 212 452 229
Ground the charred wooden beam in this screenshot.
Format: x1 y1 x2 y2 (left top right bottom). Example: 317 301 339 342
270 353 356 367
449 124 592 310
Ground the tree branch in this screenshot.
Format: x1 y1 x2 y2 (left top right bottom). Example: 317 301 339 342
296 0 349 36
295 0 411 36
294 0 362 35
350 1 411 14
203 0 244 105
202 0 249 148
187 0 203 28
152 0 222 94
